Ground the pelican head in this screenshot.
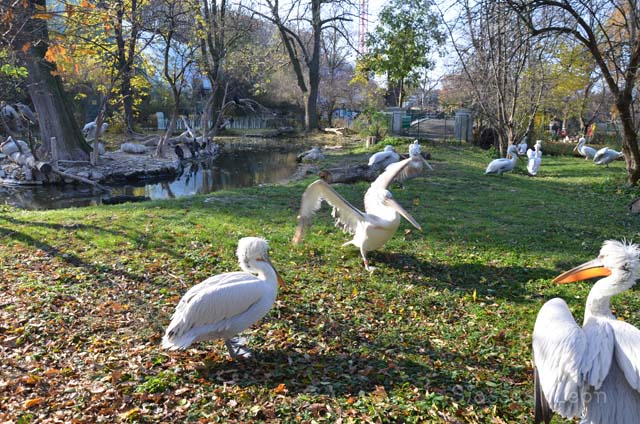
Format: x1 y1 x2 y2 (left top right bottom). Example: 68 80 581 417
237 237 284 286
553 240 640 289
507 144 521 159
409 140 421 157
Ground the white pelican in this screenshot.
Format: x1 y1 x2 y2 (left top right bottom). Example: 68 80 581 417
594 147 623 166
533 240 640 424
162 237 285 358
82 121 108 141
517 138 528 156
368 145 400 169
526 140 542 176
574 137 597 160
292 158 422 271
485 144 520 175
297 146 325 163
392 140 434 187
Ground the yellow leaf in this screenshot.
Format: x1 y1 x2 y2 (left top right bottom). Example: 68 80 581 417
33 12 53 20
352 287 358 297
119 408 140 420
274 383 287 394
43 368 60 377
473 288 477 302
24 397 45 408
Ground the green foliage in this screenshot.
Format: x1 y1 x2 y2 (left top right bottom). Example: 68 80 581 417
353 110 390 139
361 0 443 105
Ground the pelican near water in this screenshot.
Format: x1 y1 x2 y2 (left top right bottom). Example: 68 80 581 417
292 158 423 271
162 237 285 359
533 240 640 423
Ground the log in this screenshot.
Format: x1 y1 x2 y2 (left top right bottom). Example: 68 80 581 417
50 168 111 193
1 136 52 175
318 164 380 184
324 127 346 136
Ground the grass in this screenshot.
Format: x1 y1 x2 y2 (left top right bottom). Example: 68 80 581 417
1 138 639 423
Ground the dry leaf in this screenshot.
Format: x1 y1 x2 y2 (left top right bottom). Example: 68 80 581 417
24 397 45 408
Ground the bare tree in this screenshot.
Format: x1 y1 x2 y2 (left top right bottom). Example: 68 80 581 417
248 0 358 133
507 0 640 184
439 0 551 154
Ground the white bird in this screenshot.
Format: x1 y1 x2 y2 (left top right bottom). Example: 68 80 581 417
297 146 325 163
368 145 400 169
292 158 422 271
593 147 623 166
82 121 108 141
527 140 542 176
517 138 528 156
533 240 640 424
574 137 597 160
162 237 285 358
485 144 520 175
392 140 434 187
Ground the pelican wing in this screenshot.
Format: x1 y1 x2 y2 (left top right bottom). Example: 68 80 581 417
292 179 365 244
368 150 394 166
533 298 587 420
371 157 414 189
163 272 264 349
609 319 640 390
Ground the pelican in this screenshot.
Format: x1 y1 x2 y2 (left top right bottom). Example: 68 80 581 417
392 140 434 187
162 237 285 358
82 121 108 141
297 146 325 163
517 138 528 156
485 144 520 175
292 158 422 271
533 240 640 424
368 145 400 169
574 137 597 160
527 140 542 176
594 147 623 166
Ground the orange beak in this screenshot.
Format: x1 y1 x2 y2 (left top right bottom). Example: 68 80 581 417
552 258 612 284
265 258 286 288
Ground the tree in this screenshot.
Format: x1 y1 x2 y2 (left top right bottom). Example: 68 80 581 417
361 0 443 108
439 0 551 154
508 0 640 184
318 27 354 126
1 0 91 161
249 0 358 133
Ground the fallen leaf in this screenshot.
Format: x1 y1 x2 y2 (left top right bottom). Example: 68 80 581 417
24 397 45 408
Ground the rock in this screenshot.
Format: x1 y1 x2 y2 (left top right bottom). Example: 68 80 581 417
120 142 147 154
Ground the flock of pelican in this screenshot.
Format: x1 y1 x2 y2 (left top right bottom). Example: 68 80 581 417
158 138 639 424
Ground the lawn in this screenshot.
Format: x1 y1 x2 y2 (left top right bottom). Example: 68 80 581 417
1 138 639 423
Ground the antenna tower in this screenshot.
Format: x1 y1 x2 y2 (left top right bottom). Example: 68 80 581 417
358 0 368 55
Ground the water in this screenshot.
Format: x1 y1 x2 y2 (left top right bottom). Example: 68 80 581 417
0 143 303 210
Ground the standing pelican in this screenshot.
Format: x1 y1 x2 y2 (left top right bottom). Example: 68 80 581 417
393 140 434 186
533 240 640 424
485 144 520 175
593 147 623 166
517 137 529 156
162 237 285 358
368 145 400 169
527 140 542 176
292 158 422 271
574 137 597 160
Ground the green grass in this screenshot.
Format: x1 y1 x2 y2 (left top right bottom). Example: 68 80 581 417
1 139 639 423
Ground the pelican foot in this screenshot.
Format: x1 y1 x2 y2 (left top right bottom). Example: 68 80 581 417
365 264 377 273
225 337 253 359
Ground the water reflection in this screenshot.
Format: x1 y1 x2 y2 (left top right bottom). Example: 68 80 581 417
0 145 303 210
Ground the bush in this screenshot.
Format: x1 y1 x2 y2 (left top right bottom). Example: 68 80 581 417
353 110 389 140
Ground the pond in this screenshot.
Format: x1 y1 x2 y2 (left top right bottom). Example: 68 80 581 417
0 142 305 210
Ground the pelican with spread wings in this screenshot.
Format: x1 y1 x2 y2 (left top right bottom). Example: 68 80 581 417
292 158 423 271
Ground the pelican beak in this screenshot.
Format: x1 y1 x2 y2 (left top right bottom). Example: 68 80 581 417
573 145 578 152
264 258 286 288
386 198 422 231
552 258 612 284
422 157 434 170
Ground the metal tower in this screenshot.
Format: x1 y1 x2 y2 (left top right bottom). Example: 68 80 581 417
358 0 368 55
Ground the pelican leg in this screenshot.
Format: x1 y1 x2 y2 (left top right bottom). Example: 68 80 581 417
361 248 376 272
224 337 253 359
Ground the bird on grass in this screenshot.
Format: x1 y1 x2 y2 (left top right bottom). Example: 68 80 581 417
527 140 542 176
162 237 285 359
574 137 597 160
593 147 623 167
485 144 520 175
292 158 422 271
533 240 640 424
368 145 400 170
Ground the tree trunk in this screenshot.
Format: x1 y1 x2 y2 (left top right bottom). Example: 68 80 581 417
617 98 640 185
17 0 90 162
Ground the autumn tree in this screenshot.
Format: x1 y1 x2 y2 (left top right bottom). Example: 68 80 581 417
440 0 551 154
507 0 640 184
249 0 359 133
318 26 354 126
1 0 90 161
361 0 443 108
